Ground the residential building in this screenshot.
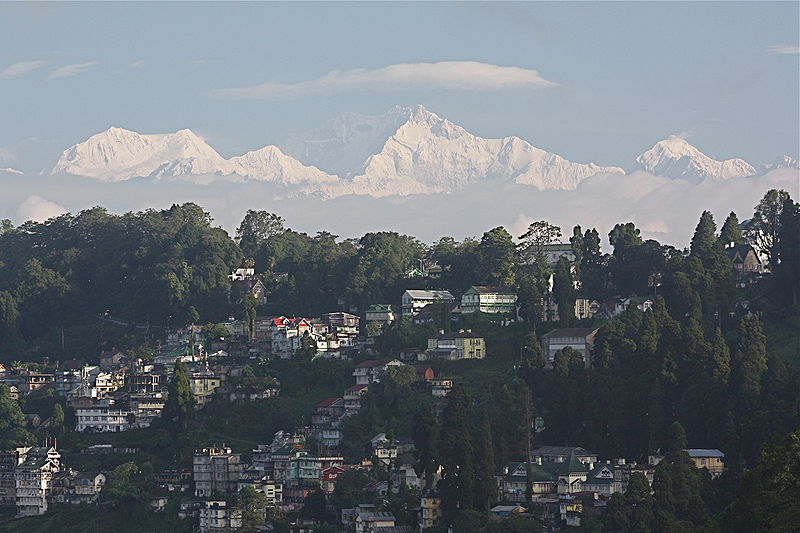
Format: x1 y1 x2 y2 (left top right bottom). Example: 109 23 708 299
232 278 267 305
541 328 599 368
685 449 725 478
401 290 455 317
193 446 243 498
461 286 518 314
539 243 577 266
73 472 106 503
574 298 600 320
15 446 61 516
352 360 405 385
199 501 242 533
75 398 131 433
531 447 599 466
419 495 442 530
423 332 485 361
0 447 27 505
344 385 369 414
190 368 222 408
726 243 764 287
366 304 396 326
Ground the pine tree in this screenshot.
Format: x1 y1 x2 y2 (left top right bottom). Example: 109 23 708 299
163 362 194 425
719 211 744 245
731 315 767 399
472 408 496 512
438 386 475 520
413 403 438 489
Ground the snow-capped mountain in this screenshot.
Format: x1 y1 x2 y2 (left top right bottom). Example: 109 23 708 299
52 127 336 186
762 155 800 172
635 136 756 181
346 105 624 196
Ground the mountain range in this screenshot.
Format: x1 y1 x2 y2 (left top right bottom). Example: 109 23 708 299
51 105 798 198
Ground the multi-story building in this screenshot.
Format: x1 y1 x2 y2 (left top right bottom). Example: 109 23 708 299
419 496 442 530
190 368 222 408
193 446 243 498
460 286 518 314
199 501 242 533
15 446 61 516
75 398 131 433
401 290 455 317
365 304 396 326
685 449 725 478
541 328 599 368
0 447 27 505
423 332 485 361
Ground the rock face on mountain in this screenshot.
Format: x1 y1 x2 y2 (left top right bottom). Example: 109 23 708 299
635 136 756 181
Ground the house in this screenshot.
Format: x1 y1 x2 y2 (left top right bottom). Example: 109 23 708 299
321 465 351 493
231 278 267 305
725 243 764 287
556 454 590 495
100 348 127 371
370 434 398 465
270 317 315 358
189 368 222 408
412 301 459 326
540 243 576 266
352 359 405 385
531 447 599 466
499 462 560 502
429 378 453 397
489 505 527 520
419 495 442 530
228 267 255 281
366 304 397 326
199 501 242 533
343 504 397 533
0 447 28 505
422 332 485 361
75 398 132 433
461 286 518 315
685 449 725 478
73 472 105 503
541 328 599 368
574 298 600 320
18 372 55 395
344 385 369 414
15 446 61 516
193 446 243 497
401 290 455 317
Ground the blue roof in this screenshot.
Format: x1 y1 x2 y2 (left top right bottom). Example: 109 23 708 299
685 449 724 458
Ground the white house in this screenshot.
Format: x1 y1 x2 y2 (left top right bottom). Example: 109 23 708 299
401 290 455 317
460 286 518 315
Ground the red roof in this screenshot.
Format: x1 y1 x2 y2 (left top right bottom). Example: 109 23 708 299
315 397 343 408
345 384 369 392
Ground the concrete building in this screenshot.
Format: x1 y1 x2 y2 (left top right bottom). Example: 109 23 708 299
15 446 61 516
423 332 485 361
541 328 599 368
401 290 455 317
193 446 243 498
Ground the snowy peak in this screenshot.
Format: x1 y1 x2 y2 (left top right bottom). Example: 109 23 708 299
636 136 756 181
53 127 336 186
349 105 624 195
763 155 800 172
53 126 227 181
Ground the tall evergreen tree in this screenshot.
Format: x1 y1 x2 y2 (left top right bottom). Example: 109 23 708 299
719 211 744 245
163 362 194 425
438 386 475 520
413 403 438 489
472 408 496 512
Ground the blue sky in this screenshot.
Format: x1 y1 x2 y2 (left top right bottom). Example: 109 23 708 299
1 1 798 173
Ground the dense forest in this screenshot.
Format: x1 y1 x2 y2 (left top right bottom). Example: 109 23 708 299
0 189 798 532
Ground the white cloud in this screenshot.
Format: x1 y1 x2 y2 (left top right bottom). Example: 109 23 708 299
0 60 46 79
214 61 558 99
47 61 100 80
767 45 800 55
130 59 146 68
16 195 67 222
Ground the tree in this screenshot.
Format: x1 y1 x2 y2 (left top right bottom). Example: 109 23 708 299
472 408 496 512
478 227 517 287
664 421 687 453
604 472 655 533
552 257 576 325
438 386 476 520
745 189 790 266
731 315 767 399
773 195 800 305
236 210 285 263
0 385 33 449
50 403 65 436
413 403 438 489
724 429 800 532
237 486 268 532
719 211 744 245
518 221 562 262
163 362 194 424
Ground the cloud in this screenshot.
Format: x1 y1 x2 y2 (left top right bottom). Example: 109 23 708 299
0 60 46 79
47 61 99 80
767 45 800 55
16 195 67 222
130 59 146 69
213 61 558 99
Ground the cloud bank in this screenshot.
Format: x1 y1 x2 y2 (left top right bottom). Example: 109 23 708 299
15 195 67 222
1 169 796 251
47 61 100 80
767 45 800 55
214 61 558 99
0 60 46 79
